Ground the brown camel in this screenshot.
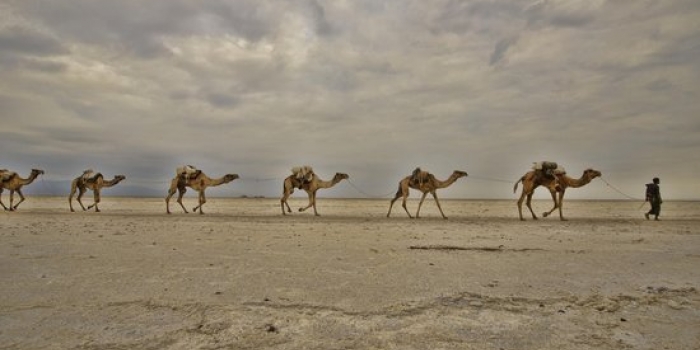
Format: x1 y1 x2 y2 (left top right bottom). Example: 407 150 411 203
280 171 349 216
166 170 239 214
387 169 468 219
68 172 126 212
514 167 602 221
0 168 45 211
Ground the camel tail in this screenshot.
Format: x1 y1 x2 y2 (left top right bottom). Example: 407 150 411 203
513 177 523 193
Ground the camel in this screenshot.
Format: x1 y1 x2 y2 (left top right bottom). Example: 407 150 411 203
166 169 239 214
68 171 126 212
0 168 45 211
387 169 468 219
514 167 602 221
280 171 349 216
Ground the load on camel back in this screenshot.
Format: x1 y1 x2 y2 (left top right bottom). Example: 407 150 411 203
176 165 202 181
291 166 315 189
410 167 431 187
532 161 566 179
0 169 14 183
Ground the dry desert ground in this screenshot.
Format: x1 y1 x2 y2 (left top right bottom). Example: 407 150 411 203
1 197 699 349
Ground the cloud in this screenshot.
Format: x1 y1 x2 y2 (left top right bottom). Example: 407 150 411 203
490 36 518 66
0 25 67 57
1 0 699 200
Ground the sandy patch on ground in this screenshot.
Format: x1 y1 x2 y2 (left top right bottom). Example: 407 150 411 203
1 197 699 349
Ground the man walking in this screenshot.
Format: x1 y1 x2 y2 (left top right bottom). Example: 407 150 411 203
645 177 662 220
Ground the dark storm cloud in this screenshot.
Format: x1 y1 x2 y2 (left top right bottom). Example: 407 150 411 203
434 0 522 34
19 59 68 73
490 36 518 66
16 0 275 58
524 0 597 29
0 25 67 57
205 93 239 109
306 0 334 36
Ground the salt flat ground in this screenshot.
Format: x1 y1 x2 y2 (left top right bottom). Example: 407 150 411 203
1 197 699 349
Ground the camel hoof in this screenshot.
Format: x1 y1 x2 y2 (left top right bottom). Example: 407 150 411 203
542 212 549 217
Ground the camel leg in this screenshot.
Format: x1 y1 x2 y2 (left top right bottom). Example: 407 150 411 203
557 191 567 221
299 191 315 214
401 190 413 219
193 190 206 215
525 194 538 220
516 192 526 221
415 192 429 219
0 189 7 211
542 190 559 218
387 188 402 217
11 190 27 211
431 191 448 219
280 186 293 215
76 188 88 211
280 197 293 215
87 190 101 212
165 181 178 214
9 190 16 211
311 192 320 216
68 185 77 212
176 187 189 213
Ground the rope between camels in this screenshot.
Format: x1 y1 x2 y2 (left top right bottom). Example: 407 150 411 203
346 179 395 199
468 175 514 184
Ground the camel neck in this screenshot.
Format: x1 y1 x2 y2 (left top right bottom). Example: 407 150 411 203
435 174 461 189
561 173 591 188
103 178 122 187
209 176 229 186
19 173 40 185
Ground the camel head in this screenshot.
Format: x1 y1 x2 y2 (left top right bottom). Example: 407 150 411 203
334 173 350 181
31 169 45 176
583 168 602 180
114 175 126 182
223 174 240 183
453 170 468 178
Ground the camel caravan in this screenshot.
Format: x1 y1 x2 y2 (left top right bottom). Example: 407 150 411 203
0 162 603 220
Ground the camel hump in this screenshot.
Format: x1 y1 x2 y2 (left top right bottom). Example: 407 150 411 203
410 167 431 185
1 171 17 182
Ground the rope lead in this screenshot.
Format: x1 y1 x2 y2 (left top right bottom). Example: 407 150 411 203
599 177 642 201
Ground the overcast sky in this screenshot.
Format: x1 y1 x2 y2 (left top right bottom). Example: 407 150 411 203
1 0 698 200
